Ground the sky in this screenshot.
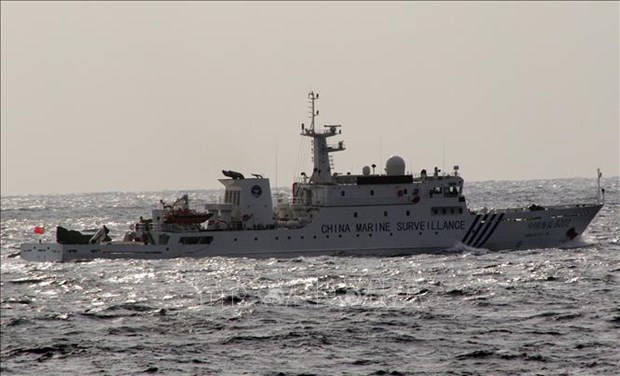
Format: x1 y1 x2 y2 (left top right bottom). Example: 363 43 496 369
1 1 618 196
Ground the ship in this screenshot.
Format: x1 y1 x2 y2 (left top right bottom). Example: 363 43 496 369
20 92 604 262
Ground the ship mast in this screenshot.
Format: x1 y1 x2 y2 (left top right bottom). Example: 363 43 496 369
309 91 318 131
301 91 345 184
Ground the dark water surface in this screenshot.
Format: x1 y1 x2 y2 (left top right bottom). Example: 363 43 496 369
2 178 619 375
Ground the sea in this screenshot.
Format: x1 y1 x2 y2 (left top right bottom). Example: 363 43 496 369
1 177 619 375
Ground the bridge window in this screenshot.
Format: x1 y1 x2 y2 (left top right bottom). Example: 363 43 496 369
444 185 459 197
224 190 241 205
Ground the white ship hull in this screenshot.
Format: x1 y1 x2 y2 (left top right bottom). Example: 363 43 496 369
21 204 602 262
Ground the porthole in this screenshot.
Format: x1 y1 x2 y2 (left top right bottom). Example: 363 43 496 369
384 211 388 217
254 237 258 241
406 210 410 216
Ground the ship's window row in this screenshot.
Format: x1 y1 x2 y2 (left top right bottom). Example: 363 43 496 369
230 232 414 243
503 211 587 223
353 210 414 218
226 230 454 244
444 186 459 197
431 206 464 215
339 188 414 198
179 236 213 245
504 216 542 222
429 185 460 198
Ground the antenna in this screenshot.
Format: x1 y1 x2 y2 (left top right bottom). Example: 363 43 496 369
275 140 278 192
597 168 603 204
442 136 446 176
308 91 319 131
379 137 383 175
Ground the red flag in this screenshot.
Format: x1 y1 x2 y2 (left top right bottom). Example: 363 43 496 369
34 226 45 234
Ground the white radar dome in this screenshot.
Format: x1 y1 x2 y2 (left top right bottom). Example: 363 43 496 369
385 155 406 176
362 166 371 176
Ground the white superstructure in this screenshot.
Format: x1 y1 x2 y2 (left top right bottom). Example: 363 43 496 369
21 92 603 262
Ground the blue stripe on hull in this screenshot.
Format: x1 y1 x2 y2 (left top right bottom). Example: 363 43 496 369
471 213 505 248
461 214 481 244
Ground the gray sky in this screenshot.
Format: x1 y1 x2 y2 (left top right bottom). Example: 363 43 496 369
2 1 618 195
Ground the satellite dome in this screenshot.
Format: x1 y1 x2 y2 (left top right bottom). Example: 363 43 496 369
362 166 371 176
385 155 406 176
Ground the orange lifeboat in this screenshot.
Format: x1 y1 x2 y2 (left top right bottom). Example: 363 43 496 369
164 209 213 224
